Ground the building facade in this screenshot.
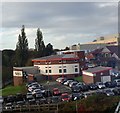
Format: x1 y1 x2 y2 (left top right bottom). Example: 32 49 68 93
13 66 39 86
82 66 112 84
32 51 85 80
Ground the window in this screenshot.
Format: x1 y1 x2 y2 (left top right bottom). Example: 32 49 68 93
49 70 52 73
59 60 62 63
63 69 67 73
75 65 78 67
63 60 66 63
74 60 78 62
49 67 51 68
59 69 62 73
59 66 62 68
75 68 78 72
46 70 48 73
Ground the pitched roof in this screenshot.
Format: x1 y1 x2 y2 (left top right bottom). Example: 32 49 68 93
83 66 112 73
106 46 118 56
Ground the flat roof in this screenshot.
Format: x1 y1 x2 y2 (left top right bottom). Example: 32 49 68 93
13 66 38 70
32 54 79 61
83 66 112 73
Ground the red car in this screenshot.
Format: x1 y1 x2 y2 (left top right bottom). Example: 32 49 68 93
61 93 71 102
53 88 61 96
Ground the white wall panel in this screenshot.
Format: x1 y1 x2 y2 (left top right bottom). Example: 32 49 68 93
34 63 80 75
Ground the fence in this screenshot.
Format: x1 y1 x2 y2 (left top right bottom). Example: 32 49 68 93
2 104 59 113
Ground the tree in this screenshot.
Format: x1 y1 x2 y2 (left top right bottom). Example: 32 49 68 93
35 28 45 57
15 25 29 66
45 43 54 56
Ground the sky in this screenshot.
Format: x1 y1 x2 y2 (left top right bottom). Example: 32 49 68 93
0 2 118 50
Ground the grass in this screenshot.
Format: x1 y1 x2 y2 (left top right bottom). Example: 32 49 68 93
74 76 83 82
2 84 27 96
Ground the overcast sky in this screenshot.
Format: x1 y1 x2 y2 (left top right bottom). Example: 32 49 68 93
1 2 118 50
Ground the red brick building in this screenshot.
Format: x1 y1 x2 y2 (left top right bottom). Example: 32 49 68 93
82 66 112 84
13 66 39 86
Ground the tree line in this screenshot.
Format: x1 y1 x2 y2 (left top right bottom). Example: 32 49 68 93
2 25 69 86
15 25 54 67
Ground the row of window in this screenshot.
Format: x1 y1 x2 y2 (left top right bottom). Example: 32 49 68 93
35 59 84 64
45 68 78 74
45 65 78 69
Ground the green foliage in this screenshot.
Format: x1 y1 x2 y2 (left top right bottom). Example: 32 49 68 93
35 28 45 57
74 76 83 82
15 25 29 66
2 84 27 96
45 43 54 56
58 95 120 113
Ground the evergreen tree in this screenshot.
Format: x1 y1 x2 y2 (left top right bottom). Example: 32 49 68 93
15 25 28 66
35 28 45 57
45 43 54 56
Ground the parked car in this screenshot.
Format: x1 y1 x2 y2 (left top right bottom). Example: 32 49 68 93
103 89 114 96
32 89 42 95
61 93 71 102
64 80 73 86
79 84 89 92
53 88 61 96
87 64 96 68
113 79 120 87
71 93 84 101
56 77 66 83
111 71 120 78
105 81 116 88
69 81 78 88
4 102 14 110
35 92 43 99
96 82 105 89
71 86 81 93
26 92 34 100
112 87 120 95
88 83 98 90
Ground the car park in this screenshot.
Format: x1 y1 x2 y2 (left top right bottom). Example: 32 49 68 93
96 82 105 89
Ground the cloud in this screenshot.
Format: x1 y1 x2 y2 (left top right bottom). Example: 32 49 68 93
1 2 118 50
